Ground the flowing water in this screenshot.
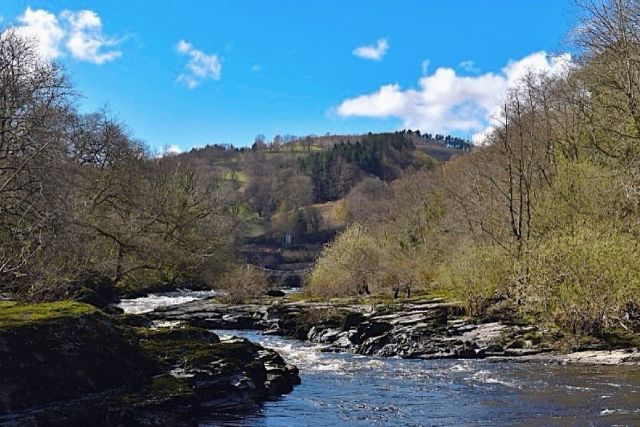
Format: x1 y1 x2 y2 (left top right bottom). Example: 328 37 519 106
119 292 640 426
117 289 219 314
205 330 640 426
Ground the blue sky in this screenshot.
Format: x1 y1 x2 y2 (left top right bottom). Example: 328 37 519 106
1 1 576 151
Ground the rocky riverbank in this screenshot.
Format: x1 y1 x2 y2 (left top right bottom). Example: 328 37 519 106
0 301 300 426
148 296 640 365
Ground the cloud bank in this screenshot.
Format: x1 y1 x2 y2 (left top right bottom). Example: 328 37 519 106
176 40 221 89
13 7 121 64
336 51 571 143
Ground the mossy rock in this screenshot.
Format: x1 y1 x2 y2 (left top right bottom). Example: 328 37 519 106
117 312 153 327
0 300 97 328
134 324 220 343
0 301 300 423
135 327 265 376
136 374 195 405
0 301 159 414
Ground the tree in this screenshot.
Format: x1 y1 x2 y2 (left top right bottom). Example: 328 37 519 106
307 224 381 296
574 0 640 199
447 77 555 255
252 134 267 151
0 30 71 280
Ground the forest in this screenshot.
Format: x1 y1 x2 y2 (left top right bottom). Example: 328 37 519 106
2 0 640 344
307 1 640 339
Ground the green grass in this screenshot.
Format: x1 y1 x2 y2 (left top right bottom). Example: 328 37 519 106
0 300 97 329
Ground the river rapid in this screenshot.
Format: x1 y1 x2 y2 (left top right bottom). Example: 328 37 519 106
119 292 640 426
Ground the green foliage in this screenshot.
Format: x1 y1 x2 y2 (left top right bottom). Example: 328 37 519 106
521 227 640 336
300 132 418 202
307 223 381 297
438 244 513 316
535 160 628 236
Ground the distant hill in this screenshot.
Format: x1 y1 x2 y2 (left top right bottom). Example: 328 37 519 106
174 130 471 236
172 130 471 274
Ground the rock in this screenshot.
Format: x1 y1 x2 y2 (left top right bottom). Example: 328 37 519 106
144 296 640 366
342 312 365 330
103 303 124 315
0 301 158 414
358 334 391 355
565 349 640 364
356 321 393 341
117 313 153 327
455 342 485 359
266 289 286 297
332 334 353 349
222 313 257 329
0 300 300 425
308 327 342 343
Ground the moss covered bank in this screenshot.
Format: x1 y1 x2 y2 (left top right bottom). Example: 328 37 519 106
0 301 299 426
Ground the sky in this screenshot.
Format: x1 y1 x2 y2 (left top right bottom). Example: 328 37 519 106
1 1 577 151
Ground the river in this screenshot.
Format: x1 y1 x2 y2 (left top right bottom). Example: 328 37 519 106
119 292 640 426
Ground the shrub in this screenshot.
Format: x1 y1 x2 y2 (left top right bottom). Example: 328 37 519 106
219 266 269 303
438 243 513 316
307 224 381 297
522 226 640 336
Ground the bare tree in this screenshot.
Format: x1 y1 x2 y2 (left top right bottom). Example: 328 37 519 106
0 30 71 278
574 0 640 197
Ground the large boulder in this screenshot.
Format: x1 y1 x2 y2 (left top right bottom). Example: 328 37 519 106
0 301 158 414
0 301 300 425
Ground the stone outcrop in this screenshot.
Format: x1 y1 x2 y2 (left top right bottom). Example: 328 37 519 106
0 300 300 426
150 298 556 360
150 296 639 364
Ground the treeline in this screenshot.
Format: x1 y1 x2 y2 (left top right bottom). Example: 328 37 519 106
0 30 243 298
175 131 455 243
401 129 472 151
308 0 640 339
300 132 427 202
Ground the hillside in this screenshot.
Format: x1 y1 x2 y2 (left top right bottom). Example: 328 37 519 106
174 131 471 285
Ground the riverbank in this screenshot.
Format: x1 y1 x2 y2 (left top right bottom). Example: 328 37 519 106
146 294 640 365
0 300 300 426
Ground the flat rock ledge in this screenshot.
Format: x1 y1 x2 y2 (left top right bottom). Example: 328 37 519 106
494 348 640 365
149 298 640 365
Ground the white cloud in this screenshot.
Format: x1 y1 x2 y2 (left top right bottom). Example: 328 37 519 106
459 59 480 73
176 40 221 89
336 51 572 143
62 10 121 64
11 7 121 64
14 8 64 59
353 38 388 61
156 144 182 157
166 144 182 155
